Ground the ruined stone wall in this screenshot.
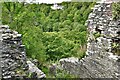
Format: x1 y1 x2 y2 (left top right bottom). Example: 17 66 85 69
59 2 120 79
0 25 28 79
0 25 45 79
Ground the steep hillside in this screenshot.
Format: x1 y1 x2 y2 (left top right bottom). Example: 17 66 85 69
2 2 96 77
2 2 95 62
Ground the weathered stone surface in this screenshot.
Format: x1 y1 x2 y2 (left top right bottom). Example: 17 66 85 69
0 25 46 79
59 1 120 79
27 61 46 78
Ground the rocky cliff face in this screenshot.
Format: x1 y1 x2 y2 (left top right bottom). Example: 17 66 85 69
59 2 120 79
0 25 45 79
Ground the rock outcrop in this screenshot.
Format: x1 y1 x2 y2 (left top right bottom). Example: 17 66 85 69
27 61 46 78
59 2 120 79
0 25 45 79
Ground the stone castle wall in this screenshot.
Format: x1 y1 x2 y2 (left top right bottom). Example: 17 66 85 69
0 25 45 79
0 25 28 79
59 2 120 79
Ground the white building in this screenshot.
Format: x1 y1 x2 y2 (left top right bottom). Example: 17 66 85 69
51 3 63 10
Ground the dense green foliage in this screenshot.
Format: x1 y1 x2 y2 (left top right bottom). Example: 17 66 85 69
2 2 95 62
